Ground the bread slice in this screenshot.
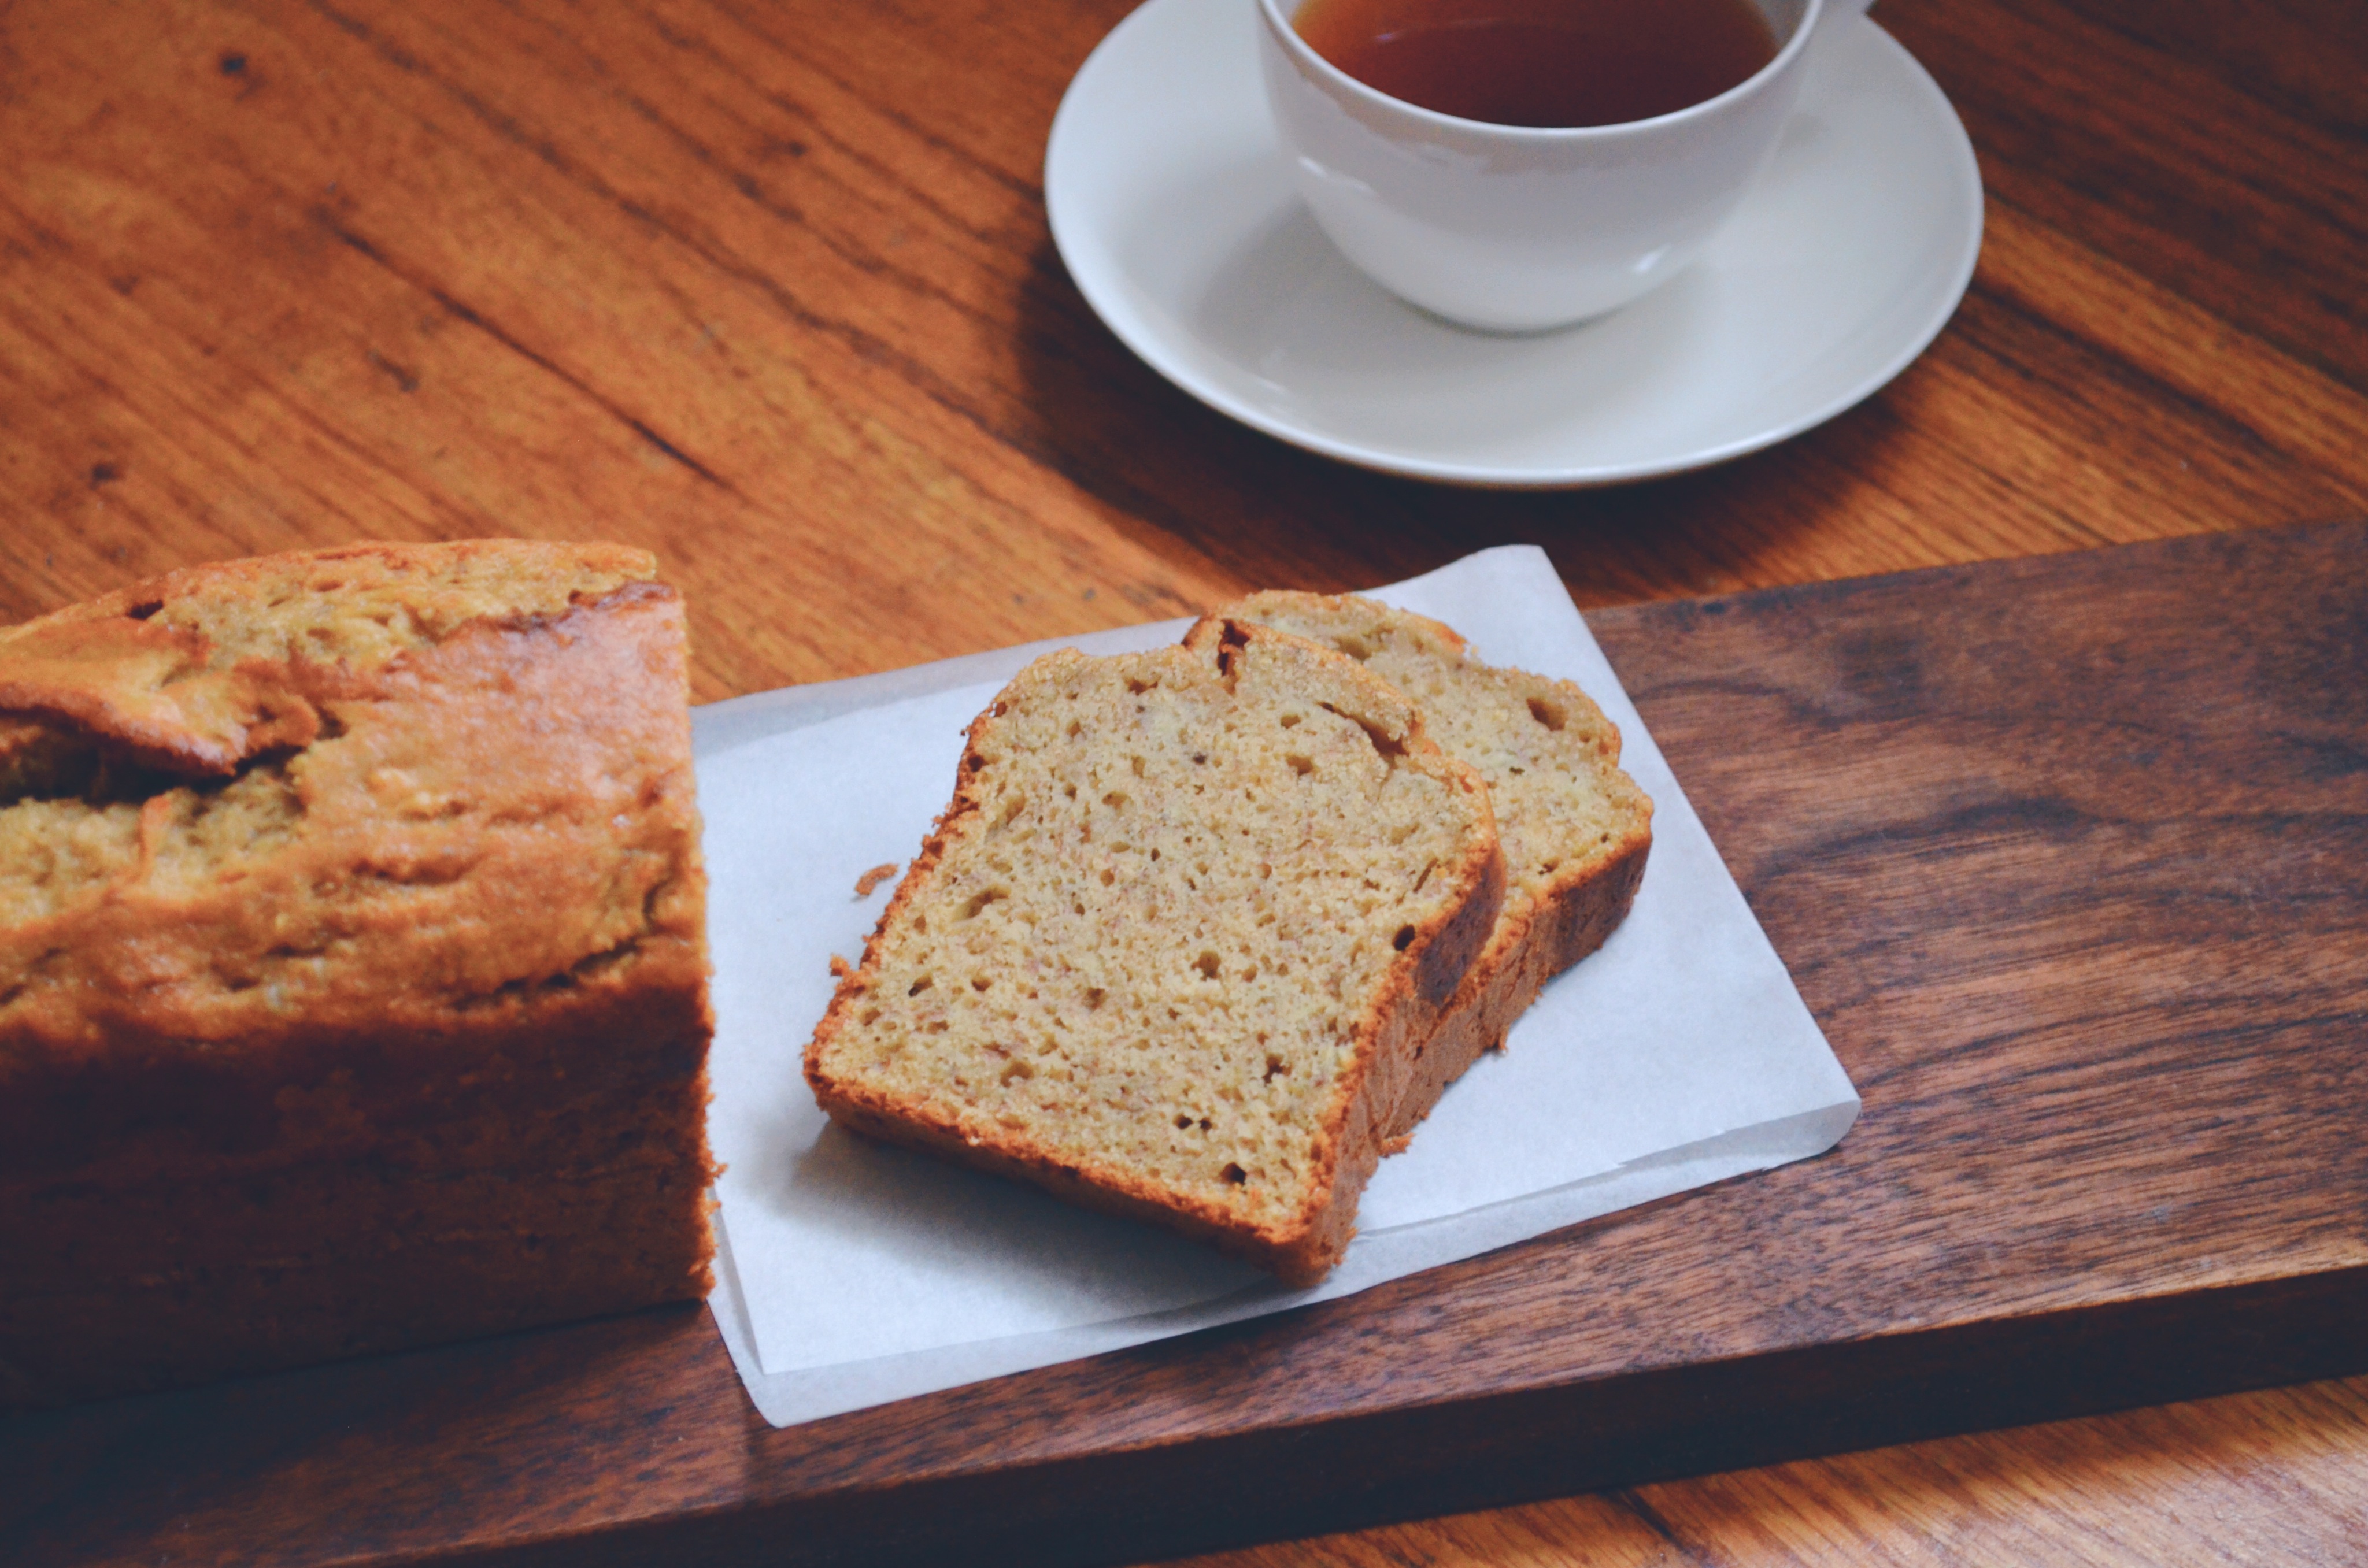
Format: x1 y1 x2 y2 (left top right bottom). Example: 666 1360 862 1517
805 621 1504 1284
1187 593 1651 1148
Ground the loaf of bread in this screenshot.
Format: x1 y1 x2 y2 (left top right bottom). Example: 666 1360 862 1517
0 540 718 1409
1187 593 1651 1147
805 621 1504 1284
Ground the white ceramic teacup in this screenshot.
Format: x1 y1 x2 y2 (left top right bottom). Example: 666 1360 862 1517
1257 0 1870 332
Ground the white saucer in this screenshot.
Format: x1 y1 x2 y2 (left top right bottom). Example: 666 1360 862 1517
1045 0 1983 488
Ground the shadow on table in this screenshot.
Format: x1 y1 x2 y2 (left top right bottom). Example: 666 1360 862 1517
1004 235 1895 607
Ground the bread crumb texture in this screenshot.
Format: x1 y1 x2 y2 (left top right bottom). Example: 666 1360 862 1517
809 627 1503 1280
0 538 706 1054
1199 591 1651 964
1190 593 1653 1150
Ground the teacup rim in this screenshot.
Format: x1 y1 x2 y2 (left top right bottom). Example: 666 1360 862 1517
1254 0 1826 140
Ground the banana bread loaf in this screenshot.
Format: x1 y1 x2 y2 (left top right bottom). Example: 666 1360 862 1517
1188 593 1651 1148
805 621 1504 1284
0 540 717 1408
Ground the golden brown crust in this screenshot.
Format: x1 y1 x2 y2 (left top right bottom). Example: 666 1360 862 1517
0 539 654 778
0 540 716 1409
1381 831 1648 1151
1 567 701 1056
806 624 1504 1285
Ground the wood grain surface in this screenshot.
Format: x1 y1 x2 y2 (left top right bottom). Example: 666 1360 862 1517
1172 1373 2368 1567
2 0 2365 1562
6 524 2365 1566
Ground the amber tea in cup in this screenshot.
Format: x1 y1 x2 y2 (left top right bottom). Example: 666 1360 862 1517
1259 0 1847 328
1291 0 1781 128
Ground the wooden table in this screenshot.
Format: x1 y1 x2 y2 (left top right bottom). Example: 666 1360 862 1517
3 0 2364 1563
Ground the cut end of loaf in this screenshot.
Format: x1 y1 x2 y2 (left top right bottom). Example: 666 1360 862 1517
0 539 718 1408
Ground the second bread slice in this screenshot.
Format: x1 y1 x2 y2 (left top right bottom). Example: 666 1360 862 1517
1189 593 1652 1148
805 621 1504 1284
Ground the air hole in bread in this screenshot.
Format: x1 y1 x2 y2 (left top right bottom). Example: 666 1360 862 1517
1286 754 1314 776
1320 703 1406 762
1194 951 1222 980
958 888 1007 920
1527 697 1567 731
1213 628 1246 690
908 975 933 995
1221 1163 1248 1185
1393 925 1417 951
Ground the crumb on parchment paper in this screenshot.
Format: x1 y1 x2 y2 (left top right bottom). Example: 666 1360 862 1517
854 862 898 898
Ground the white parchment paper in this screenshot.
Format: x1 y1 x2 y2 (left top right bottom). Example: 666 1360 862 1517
696 546 1858 1428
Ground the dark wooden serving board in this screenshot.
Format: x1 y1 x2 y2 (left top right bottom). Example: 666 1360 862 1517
6 522 2365 1568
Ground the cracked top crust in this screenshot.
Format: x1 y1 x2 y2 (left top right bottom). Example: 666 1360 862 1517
0 540 708 1061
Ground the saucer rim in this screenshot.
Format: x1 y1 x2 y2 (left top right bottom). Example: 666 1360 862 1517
1044 0 1985 491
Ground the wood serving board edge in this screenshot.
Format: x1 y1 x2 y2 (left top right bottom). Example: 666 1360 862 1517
6 521 2365 1568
